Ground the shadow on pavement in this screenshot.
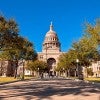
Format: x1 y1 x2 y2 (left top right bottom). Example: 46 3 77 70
0 79 100 100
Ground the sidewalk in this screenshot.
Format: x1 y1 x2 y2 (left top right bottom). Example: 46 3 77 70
0 78 100 100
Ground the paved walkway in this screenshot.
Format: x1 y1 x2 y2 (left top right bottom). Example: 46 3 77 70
0 78 100 100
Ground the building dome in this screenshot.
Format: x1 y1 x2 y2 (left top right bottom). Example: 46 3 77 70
42 22 61 51
44 22 59 43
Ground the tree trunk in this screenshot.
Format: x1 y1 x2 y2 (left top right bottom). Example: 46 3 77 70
84 67 88 78
75 69 77 77
0 61 3 76
14 60 18 78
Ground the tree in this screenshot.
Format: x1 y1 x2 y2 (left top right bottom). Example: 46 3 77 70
19 38 37 61
71 39 97 77
57 53 67 71
85 19 100 60
18 38 37 79
27 60 47 71
27 60 47 76
0 15 21 50
0 15 21 77
57 18 100 78
69 19 100 78
57 51 77 77
0 15 37 78
0 38 37 78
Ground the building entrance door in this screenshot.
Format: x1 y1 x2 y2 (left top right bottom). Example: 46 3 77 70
47 58 56 76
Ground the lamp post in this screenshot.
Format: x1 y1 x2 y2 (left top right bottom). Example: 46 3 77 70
38 67 39 77
76 59 79 79
76 59 83 80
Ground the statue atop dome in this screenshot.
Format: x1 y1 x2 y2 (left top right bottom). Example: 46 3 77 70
50 21 53 31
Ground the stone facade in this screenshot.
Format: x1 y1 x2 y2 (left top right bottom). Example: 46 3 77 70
90 61 100 77
0 60 32 77
82 61 100 77
0 60 15 77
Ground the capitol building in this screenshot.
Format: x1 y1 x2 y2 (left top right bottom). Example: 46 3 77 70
38 22 63 75
0 22 99 77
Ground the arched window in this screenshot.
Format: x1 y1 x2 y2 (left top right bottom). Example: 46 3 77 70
40 55 43 59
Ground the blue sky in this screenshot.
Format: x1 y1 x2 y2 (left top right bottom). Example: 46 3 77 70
0 0 100 52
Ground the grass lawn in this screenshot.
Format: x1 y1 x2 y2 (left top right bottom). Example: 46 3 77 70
85 77 100 83
0 76 33 83
0 77 17 83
